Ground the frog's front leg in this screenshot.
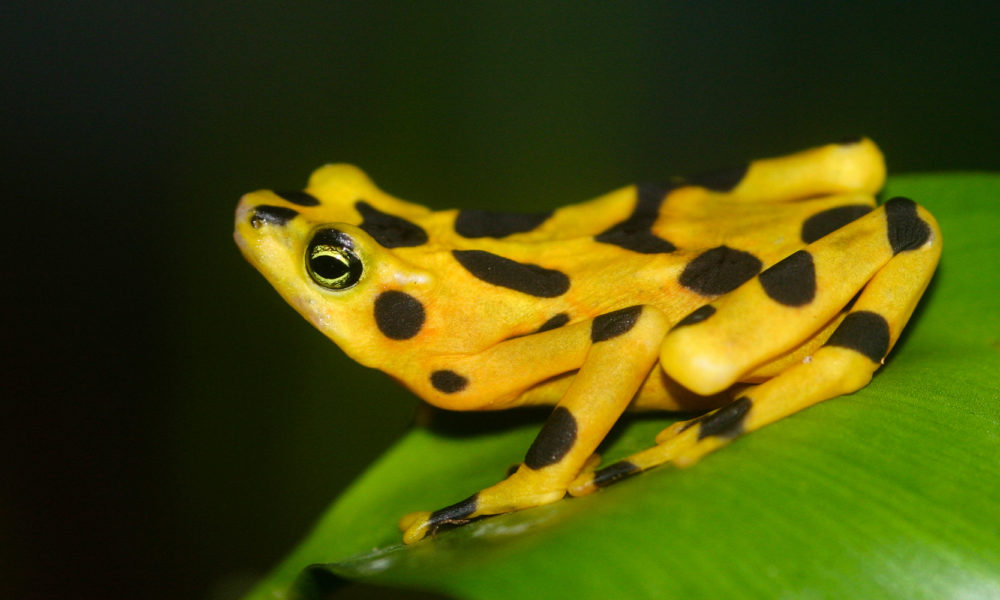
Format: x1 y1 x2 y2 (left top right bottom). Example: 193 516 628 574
400 305 670 544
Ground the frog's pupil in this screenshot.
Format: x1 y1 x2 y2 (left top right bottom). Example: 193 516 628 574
312 251 349 281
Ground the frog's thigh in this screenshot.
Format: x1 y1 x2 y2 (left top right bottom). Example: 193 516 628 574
401 305 670 544
570 198 940 495
662 197 940 396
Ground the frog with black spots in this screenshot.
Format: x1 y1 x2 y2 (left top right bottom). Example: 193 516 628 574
234 139 941 544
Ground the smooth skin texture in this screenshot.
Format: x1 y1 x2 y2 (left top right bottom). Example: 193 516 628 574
234 139 940 544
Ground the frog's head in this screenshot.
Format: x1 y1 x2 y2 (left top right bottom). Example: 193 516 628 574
234 164 435 366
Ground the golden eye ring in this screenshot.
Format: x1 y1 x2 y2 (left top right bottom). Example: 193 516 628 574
306 229 363 290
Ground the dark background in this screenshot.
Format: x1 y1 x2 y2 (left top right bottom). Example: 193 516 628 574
4 2 998 599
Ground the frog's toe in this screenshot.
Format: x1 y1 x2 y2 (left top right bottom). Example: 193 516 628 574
398 510 431 533
566 454 604 497
567 472 598 497
401 516 433 545
400 495 479 544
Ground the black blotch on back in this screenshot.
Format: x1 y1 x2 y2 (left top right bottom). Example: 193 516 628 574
452 249 570 297
430 370 468 394
593 461 640 488
373 290 425 340
685 164 749 192
698 396 752 440
524 407 578 469
274 190 321 206
455 209 552 238
591 306 642 343
679 246 763 296
801 204 873 243
249 205 299 228
595 228 676 254
885 197 931 254
672 305 716 330
824 310 890 363
759 250 817 307
837 136 864 146
595 183 677 254
355 201 428 248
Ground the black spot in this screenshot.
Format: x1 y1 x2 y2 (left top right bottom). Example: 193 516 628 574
885 197 931 254
595 229 677 254
536 313 570 333
430 370 468 394
454 209 552 238
591 306 642 343
759 250 816 307
373 290 425 340
504 313 572 341
249 205 298 228
685 164 749 192
524 407 578 469
672 305 716 330
274 190 321 206
593 461 640 488
452 249 570 298
595 183 677 254
801 204 873 243
427 494 479 535
698 396 753 440
679 246 763 296
837 136 864 145
355 201 428 248
824 310 890 363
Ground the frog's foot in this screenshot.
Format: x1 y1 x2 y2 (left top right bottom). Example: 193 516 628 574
399 497 479 545
568 345 876 496
570 331 905 496
399 468 569 544
573 197 941 496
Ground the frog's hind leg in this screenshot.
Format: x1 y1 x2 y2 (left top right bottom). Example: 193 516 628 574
687 137 885 201
570 197 941 496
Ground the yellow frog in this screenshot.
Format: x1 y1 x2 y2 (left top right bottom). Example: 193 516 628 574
234 139 941 544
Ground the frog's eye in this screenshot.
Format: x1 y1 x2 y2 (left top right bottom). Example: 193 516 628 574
306 229 363 290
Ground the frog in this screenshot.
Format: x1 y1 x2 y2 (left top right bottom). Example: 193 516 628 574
234 138 941 544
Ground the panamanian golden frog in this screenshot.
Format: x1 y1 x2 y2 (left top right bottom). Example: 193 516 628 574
234 139 940 544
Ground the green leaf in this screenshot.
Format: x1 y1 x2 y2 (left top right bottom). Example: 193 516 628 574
244 173 1000 600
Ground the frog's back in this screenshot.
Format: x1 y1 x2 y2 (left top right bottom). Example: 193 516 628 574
235 139 943 544
234 139 887 360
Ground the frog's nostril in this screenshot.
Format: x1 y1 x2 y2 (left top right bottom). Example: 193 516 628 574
249 205 299 229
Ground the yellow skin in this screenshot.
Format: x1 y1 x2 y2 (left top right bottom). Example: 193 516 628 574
234 139 941 544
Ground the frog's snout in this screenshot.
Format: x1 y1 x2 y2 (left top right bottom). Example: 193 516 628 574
237 191 308 234
234 193 283 259
233 194 258 232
